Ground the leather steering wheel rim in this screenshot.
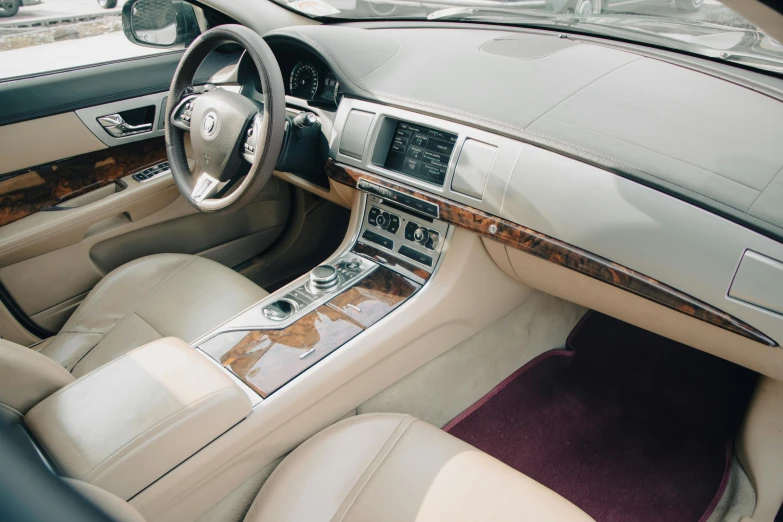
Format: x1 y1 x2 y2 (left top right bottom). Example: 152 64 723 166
165 25 286 213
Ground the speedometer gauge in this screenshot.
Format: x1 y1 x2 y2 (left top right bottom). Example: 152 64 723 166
289 61 319 99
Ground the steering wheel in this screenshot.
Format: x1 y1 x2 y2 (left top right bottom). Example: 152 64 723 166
165 25 286 212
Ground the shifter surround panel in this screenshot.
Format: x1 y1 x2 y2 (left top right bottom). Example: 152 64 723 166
208 252 378 332
194 193 451 400
197 265 419 398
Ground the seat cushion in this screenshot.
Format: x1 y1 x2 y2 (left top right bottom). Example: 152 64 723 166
0 339 74 417
244 413 593 522
38 254 267 377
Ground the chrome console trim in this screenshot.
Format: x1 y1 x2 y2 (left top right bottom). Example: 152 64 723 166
197 251 378 342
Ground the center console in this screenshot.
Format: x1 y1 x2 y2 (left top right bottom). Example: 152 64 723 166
191 189 451 398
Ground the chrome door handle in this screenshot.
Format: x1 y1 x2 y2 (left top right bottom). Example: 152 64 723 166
98 114 153 138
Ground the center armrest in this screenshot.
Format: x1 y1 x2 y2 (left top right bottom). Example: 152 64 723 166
24 337 252 500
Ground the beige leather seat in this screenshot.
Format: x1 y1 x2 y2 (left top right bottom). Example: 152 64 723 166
71 414 593 522
23 253 266 378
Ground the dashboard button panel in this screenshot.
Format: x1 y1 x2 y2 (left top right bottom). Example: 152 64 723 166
362 229 394 250
357 179 439 218
369 206 401 235
133 161 170 183
398 245 433 267
358 195 449 282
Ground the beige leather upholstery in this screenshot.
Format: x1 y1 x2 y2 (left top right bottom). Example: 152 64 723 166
38 253 268 377
244 413 593 522
0 338 74 416
64 479 146 522
25 337 253 500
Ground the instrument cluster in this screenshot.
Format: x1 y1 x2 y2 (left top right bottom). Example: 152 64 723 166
288 60 342 106
274 44 342 107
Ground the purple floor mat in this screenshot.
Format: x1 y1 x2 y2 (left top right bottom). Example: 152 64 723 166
444 312 756 522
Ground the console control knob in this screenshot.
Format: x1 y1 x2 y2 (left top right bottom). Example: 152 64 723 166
413 227 429 244
428 231 440 249
309 264 338 290
375 213 386 228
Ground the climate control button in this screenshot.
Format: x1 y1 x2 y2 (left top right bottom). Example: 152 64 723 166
404 221 418 241
428 231 440 249
413 227 429 244
387 214 400 234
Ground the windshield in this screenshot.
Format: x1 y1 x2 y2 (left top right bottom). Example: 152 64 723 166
277 0 783 73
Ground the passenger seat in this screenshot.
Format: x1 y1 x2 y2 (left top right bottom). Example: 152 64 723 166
75 414 594 522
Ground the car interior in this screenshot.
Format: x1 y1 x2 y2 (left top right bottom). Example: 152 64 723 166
1 0 783 520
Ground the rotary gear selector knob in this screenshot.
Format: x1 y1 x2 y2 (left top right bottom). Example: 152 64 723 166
309 264 339 291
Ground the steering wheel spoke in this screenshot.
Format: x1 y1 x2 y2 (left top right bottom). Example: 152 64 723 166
241 112 264 164
191 173 222 203
170 93 201 132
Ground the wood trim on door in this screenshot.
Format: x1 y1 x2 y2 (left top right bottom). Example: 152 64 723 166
0 138 166 227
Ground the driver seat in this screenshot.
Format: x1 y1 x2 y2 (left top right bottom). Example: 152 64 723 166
33 253 267 378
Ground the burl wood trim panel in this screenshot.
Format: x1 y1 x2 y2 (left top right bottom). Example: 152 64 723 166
215 306 363 398
327 266 420 327
0 138 166 227
199 266 420 397
327 158 777 347
352 242 431 281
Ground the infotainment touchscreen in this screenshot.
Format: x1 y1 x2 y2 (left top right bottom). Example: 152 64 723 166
383 121 457 185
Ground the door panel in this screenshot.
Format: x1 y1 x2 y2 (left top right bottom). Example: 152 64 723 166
0 138 167 228
0 158 289 334
75 92 168 148
0 180 287 332
0 57 290 337
0 113 108 176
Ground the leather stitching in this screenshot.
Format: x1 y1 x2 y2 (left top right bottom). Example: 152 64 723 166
748 164 783 213
283 31 651 175
82 387 234 480
537 115 764 196
25 341 166 423
525 56 642 128
274 27 783 235
331 415 416 522
242 413 412 522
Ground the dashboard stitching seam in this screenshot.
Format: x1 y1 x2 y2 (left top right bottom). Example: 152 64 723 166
288 29 642 171
360 91 769 216
540 115 764 197
369 91 641 169
288 30 782 234
289 31 378 98
525 56 643 129
354 46 402 82
747 164 783 213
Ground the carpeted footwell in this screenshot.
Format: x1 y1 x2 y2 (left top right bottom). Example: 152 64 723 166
444 312 757 522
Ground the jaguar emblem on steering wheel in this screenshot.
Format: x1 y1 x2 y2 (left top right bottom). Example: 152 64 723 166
203 113 217 135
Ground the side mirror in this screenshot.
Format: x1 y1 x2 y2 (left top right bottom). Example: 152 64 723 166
122 0 200 48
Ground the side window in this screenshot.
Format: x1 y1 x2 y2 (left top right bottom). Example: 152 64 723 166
0 0 201 81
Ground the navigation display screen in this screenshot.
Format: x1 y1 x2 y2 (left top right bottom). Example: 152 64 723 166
384 121 457 185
